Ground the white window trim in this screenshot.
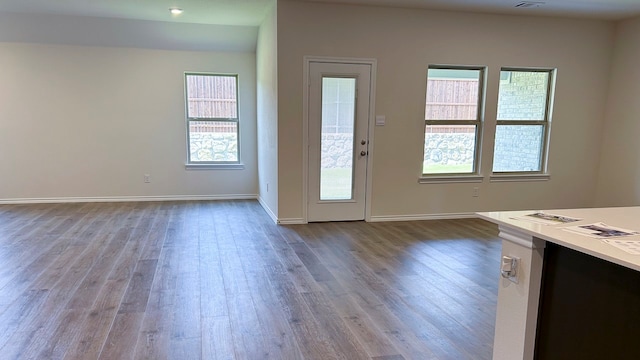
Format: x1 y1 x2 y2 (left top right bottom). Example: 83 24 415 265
185 163 245 170
492 68 555 175
184 72 241 166
490 173 550 182
421 65 486 180
419 175 484 184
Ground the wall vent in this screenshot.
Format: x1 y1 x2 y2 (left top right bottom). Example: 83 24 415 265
515 1 545 8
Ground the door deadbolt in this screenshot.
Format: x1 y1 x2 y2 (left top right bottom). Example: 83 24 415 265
361 140 367 145
360 151 367 156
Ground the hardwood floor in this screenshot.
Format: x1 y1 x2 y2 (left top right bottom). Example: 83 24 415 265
0 200 500 359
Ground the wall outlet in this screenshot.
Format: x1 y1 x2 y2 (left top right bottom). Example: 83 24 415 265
472 187 479 197
144 174 151 183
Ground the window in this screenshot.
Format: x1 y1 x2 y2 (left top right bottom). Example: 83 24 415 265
423 66 485 175
492 68 555 173
185 73 239 164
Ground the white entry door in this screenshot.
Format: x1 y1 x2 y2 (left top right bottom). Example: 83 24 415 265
307 61 372 222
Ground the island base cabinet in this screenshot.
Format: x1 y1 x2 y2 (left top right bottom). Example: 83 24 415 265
535 242 640 360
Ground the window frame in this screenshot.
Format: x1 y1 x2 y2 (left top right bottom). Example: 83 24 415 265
184 72 241 167
421 65 486 181
492 67 555 176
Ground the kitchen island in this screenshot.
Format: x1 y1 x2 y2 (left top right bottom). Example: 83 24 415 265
478 207 640 360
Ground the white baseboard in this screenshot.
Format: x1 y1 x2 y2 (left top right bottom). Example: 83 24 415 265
277 218 306 225
256 196 307 225
0 194 258 205
369 212 477 222
257 196 278 224
2 195 476 225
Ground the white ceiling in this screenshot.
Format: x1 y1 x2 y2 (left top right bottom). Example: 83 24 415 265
0 0 639 26
0 0 637 53
0 0 274 26
316 0 640 20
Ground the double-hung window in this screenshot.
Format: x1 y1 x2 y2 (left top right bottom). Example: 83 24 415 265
185 73 240 165
492 68 555 174
423 66 485 176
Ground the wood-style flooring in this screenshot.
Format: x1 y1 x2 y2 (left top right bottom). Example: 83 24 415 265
0 200 501 359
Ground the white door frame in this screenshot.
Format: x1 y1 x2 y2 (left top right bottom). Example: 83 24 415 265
302 56 377 223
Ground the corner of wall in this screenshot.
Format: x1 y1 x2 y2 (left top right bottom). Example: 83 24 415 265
593 16 640 207
256 2 279 218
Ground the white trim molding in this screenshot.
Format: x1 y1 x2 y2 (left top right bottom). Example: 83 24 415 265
185 163 245 170
419 175 484 184
0 194 257 205
498 225 546 249
277 218 306 225
302 56 377 224
369 212 476 222
257 196 278 224
490 173 550 182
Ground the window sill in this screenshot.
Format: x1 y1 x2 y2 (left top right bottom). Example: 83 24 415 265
490 173 550 182
419 175 484 184
185 163 245 170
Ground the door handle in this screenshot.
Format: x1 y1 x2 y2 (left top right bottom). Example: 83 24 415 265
360 151 368 156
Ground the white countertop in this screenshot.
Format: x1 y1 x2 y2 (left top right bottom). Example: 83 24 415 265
477 206 640 272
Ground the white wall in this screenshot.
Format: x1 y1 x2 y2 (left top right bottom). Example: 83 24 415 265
0 42 257 201
276 1 614 220
257 3 280 219
595 16 640 206
0 12 258 52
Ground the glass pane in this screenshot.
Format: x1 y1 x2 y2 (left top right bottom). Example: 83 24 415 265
320 77 355 200
189 121 238 162
186 75 237 118
425 68 481 120
497 70 550 121
493 125 543 172
423 125 476 174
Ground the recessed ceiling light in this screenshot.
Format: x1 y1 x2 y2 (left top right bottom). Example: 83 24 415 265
169 7 183 15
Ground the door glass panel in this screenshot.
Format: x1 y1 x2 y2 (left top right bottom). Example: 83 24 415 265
320 77 356 200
